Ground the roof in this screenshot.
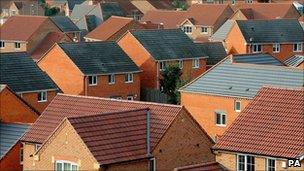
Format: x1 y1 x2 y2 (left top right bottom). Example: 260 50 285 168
0 52 59 93
284 55 304 67
100 2 125 20
174 162 227 171
57 41 139 75
236 19 304 43
195 42 227 66
147 0 174 10
213 87 304 159
0 15 47 41
68 109 149 165
0 123 29 159
85 16 134 40
130 0 156 14
232 53 284 66
21 94 182 149
50 16 80 32
130 29 207 60
210 20 234 42
180 57 304 99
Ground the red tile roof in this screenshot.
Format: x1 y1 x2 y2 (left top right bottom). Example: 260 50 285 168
68 108 150 165
174 162 227 171
213 86 304 159
0 15 48 41
21 94 182 150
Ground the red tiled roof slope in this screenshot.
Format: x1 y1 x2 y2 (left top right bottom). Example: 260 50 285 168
22 94 182 150
68 109 149 165
174 161 227 171
213 86 304 159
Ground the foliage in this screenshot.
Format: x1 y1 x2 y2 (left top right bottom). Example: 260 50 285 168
39 0 60 16
172 0 188 10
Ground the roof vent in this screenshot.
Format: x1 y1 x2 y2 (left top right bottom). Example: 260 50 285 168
229 86 232 90
249 37 254 42
246 88 249 91
251 27 254 31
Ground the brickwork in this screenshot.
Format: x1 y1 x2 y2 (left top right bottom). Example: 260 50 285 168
0 142 23 171
21 91 57 113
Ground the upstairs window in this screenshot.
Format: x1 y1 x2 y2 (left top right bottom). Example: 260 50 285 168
182 26 192 34
88 75 97 86
266 158 276 171
215 111 226 126
125 73 133 83
272 43 280 53
159 61 166 71
192 59 200 68
245 0 253 3
293 43 303 52
108 74 115 84
127 95 134 101
0 41 5 49
235 100 241 112
237 154 255 171
38 91 47 102
201 27 208 34
35 144 41 151
179 60 183 69
252 44 262 53
55 161 78 171
15 42 21 49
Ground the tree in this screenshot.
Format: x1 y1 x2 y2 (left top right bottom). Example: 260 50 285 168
172 0 188 10
39 0 60 16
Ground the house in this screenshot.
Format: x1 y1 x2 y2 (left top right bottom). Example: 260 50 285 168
141 4 234 40
213 86 304 171
38 41 141 100
21 94 215 170
130 0 156 14
210 19 235 43
117 29 208 90
174 161 227 171
0 52 59 113
284 55 304 69
226 19 304 61
187 0 259 5
179 55 304 139
50 16 81 42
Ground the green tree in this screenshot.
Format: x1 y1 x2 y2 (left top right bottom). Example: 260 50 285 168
39 0 60 16
172 0 188 10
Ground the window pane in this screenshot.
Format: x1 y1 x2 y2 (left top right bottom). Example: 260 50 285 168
222 114 226 125
216 113 221 124
238 155 245 171
56 163 63 171
64 163 71 171
72 165 77 171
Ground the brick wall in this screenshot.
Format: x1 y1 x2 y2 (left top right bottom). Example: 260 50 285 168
105 159 148 171
226 24 247 54
0 142 23 171
0 42 27 53
21 91 57 113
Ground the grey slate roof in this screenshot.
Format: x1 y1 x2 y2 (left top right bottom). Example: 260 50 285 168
50 16 80 32
181 58 304 99
284 55 304 67
0 52 59 93
233 53 284 66
58 41 140 75
236 19 304 43
131 29 207 61
101 2 125 20
0 123 29 159
196 42 227 66
211 19 234 42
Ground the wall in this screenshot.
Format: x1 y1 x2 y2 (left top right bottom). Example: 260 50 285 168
226 24 247 54
0 142 23 171
180 20 213 39
153 109 215 170
181 92 251 139
0 41 27 53
104 159 148 171
21 91 57 113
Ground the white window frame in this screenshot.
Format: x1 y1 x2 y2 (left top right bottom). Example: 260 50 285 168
38 91 47 102
159 61 166 71
0 41 5 49
192 59 200 69
237 154 255 171
245 0 253 3
35 144 41 151
149 158 156 171
55 160 78 171
272 43 280 53
127 95 134 101
125 73 134 83
15 42 21 49
108 74 115 84
215 111 226 126
266 158 276 171
252 44 262 53
201 27 208 34
88 75 97 86
235 100 241 112
293 42 303 52
182 25 192 34
178 60 183 69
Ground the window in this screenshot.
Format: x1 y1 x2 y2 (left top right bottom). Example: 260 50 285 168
266 158 276 171
111 96 122 100
245 0 253 3
149 158 156 171
272 43 280 53
20 144 24 163
15 42 21 49
11 10 16 15
35 144 41 151
237 154 255 171
201 27 208 34
0 41 5 49
179 60 183 69
231 0 236 5
192 59 199 68
127 95 134 101
55 161 78 171
235 100 241 112
215 110 226 126
38 91 47 102
252 44 262 53
125 73 133 83
293 43 303 52
159 61 166 71
182 26 192 34
88 75 97 85
108 74 115 84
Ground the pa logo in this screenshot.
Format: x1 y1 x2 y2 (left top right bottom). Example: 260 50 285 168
288 159 301 167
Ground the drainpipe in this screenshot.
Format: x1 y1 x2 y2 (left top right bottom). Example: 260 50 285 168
156 62 159 90
84 76 87 96
147 109 151 157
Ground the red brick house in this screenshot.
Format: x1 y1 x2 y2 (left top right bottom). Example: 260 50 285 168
0 52 59 113
38 41 141 100
117 29 208 90
226 19 304 61
21 94 215 170
213 87 304 171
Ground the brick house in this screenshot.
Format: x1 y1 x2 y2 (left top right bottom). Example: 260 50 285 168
179 54 304 139
187 0 259 5
21 94 215 171
284 55 304 69
117 29 208 90
213 87 304 171
141 4 234 40
38 41 141 100
226 19 304 61
0 52 59 113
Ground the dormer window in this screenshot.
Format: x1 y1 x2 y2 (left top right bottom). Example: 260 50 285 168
15 42 21 49
182 25 192 34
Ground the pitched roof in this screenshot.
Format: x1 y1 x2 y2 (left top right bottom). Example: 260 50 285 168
210 20 235 42
0 52 58 93
180 57 304 99
284 55 304 67
130 29 207 60
236 19 304 43
57 41 139 75
0 15 48 41
147 0 174 10
101 2 125 20
213 87 304 159
130 0 156 14
68 109 149 165
0 123 29 159
174 162 227 171
21 94 182 149
232 53 284 66
50 16 80 32
195 42 227 66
